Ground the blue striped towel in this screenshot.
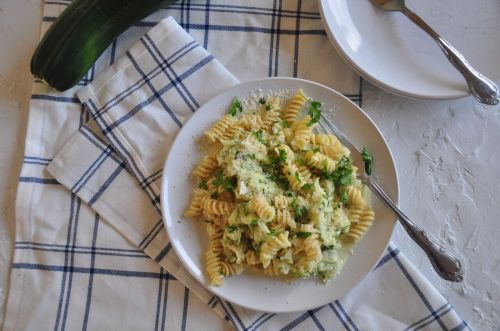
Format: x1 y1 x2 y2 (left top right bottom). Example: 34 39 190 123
4 2 468 331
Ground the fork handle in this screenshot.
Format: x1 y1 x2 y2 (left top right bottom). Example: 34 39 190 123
402 6 499 105
364 176 464 282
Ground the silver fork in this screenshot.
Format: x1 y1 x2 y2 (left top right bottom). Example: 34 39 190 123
318 114 464 282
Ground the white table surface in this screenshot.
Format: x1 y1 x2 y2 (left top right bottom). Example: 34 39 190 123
1 1 499 330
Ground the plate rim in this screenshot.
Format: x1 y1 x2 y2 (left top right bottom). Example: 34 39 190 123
318 0 472 101
161 77 400 313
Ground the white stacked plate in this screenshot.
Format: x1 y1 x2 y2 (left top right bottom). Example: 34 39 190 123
319 0 500 100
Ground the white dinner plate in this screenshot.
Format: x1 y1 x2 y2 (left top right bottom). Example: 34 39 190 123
161 77 399 313
319 0 500 100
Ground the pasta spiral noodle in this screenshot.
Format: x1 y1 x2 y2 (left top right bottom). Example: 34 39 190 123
281 89 307 125
250 196 276 222
220 262 245 276
237 114 263 131
273 209 296 230
275 144 295 165
184 189 207 218
282 164 303 191
259 232 291 268
304 150 336 172
245 249 260 266
346 185 366 209
201 196 234 216
347 207 374 242
262 260 282 276
274 195 290 209
204 115 235 143
192 155 218 180
290 117 313 150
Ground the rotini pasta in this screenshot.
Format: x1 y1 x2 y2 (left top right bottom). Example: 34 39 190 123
184 89 374 285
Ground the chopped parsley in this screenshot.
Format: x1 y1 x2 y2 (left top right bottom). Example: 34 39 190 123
301 183 312 190
312 147 320 153
247 153 256 159
294 205 309 222
307 100 322 126
212 171 236 192
361 147 373 176
210 192 219 199
198 180 208 190
265 105 272 111
251 219 259 226
278 149 288 164
323 156 353 187
296 231 312 239
252 130 265 144
258 98 266 104
282 120 289 128
268 228 279 236
340 190 348 204
228 97 243 116
227 225 238 233
294 172 302 183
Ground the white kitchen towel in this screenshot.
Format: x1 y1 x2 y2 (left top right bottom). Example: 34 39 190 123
3 1 469 331
46 16 467 331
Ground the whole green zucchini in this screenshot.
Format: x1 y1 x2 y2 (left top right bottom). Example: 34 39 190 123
31 0 177 91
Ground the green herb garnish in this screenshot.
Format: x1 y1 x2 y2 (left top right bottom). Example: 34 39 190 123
307 100 322 126
251 219 259 226
361 147 373 175
282 120 289 128
252 130 265 144
294 172 302 183
210 192 219 199
278 149 288 164
301 183 312 190
227 225 238 233
265 105 272 111
296 231 312 239
228 97 243 116
198 180 208 190
340 190 348 204
258 98 266 104
312 147 320 153
294 205 309 221
323 156 353 187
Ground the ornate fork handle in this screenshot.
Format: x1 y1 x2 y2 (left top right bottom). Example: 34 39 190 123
363 176 464 282
402 6 499 105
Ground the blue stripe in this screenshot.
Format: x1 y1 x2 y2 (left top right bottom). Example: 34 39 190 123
226 301 246 330
95 41 199 117
267 0 278 77
106 51 183 130
12 263 177 279
404 303 449 330
87 99 162 216
250 312 275 331
140 169 163 189
449 321 470 331
161 272 169 331
335 301 359 331
61 196 81 331
308 310 325 331
82 214 100 331
181 288 189 331
31 94 80 103
53 194 76 331
138 219 164 249
292 0 302 78
154 269 164 331
374 248 399 270
143 33 199 111
280 309 319 331
71 146 113 193
15 241 144 253
15 245 148 258
79 126 123 165
88 162 125 206
246 312 273 330
154 243 173 263
390 247 448 330
23 160 51 165
19 177 60 184
328 303 350 331
414 306 453 331
24 156 52 162
274 0 283 77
